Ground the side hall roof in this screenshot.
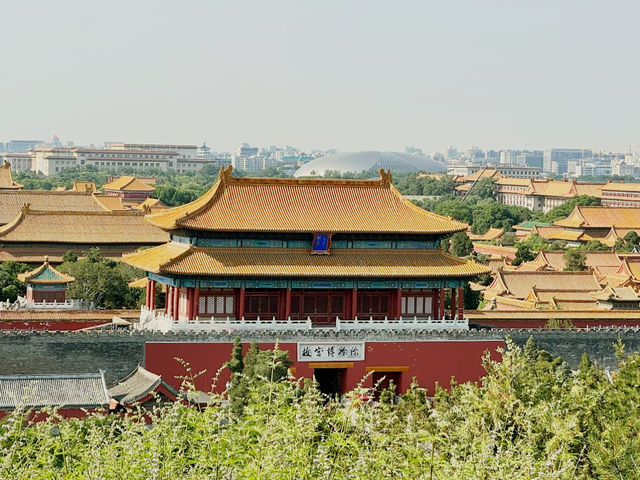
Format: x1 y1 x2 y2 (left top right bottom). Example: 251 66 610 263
145 166 469 235
554 206 640 229
0 190 105 224
108 366 177 405
123 242 490 278
0 207 169 244
0 373 110 410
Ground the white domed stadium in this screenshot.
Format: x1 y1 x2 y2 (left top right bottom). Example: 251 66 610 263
294 151 446 177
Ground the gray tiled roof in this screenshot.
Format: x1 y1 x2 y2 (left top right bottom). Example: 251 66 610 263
109 366 177 404
0 373 110 409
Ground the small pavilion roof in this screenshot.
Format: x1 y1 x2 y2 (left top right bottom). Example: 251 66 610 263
124 242 490 278
145 166 469 235
17 258 75 285
103 176 155 192
0 206 169 244
0 162 23 190
108 366 177 405
0 373 110 410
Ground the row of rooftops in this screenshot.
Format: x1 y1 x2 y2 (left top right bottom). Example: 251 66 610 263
0 366 184 411
454 168 640 198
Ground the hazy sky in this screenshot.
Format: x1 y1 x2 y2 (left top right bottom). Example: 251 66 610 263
1 1 638 153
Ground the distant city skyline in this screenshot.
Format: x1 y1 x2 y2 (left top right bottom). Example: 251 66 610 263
1 1 639 153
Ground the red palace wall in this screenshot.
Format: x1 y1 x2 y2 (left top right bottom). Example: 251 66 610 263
145 340 504 396
0 321 110 331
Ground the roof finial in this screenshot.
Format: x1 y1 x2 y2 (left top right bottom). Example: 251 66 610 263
21 202 31 213
219 165 233 183
44 255 49 264
379 168 392 187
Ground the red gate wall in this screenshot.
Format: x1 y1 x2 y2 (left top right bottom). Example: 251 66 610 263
145 340 504 396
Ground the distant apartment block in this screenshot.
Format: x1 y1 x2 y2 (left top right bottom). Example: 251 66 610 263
543 148 592 174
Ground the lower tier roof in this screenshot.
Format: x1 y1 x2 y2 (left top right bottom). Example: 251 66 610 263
123 242 490 278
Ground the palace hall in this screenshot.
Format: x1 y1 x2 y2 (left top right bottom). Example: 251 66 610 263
126 166 488 326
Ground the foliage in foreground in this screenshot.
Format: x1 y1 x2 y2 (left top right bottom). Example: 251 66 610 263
1 339 639 479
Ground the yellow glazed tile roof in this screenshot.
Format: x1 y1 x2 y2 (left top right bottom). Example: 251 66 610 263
92 195 128 211
123 243 490 278
0 190 106 224
0 207 169 244
455 169 503 183
487 270 602 299
600 181 640 193
555 206 640 229
103 176 155 192
145 167 469 234
468 227 504 241
0 163 23 190
71 181 97 193
532 226 584 241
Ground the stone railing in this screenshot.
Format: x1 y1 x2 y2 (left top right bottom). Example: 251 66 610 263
136 308 468 333
0 297 89 311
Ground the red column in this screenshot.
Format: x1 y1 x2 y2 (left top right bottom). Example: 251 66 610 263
193 288 200 318
165 286 171 314
396 288 402 319
457 287 464 319
285 288 292 319
431 289 437 318
150 280 156 310
438 288 445 319
145 279 150 308
238 288 245 320
173 286 180 320
351 289 358 319
186 288 193 320
450 288 456 319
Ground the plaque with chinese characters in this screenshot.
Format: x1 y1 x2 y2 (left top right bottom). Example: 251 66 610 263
297 342 365 362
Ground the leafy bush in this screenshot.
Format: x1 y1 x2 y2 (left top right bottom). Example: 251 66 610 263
1 340 639 478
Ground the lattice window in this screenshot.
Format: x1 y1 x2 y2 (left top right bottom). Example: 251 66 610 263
200 294 234 316
402 295 433 316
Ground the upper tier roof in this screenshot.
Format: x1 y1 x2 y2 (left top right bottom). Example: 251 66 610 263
0 207 169 244
145 166 468 235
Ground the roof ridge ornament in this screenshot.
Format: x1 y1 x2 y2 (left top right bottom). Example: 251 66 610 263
219 165 233 183
379 168 392 187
